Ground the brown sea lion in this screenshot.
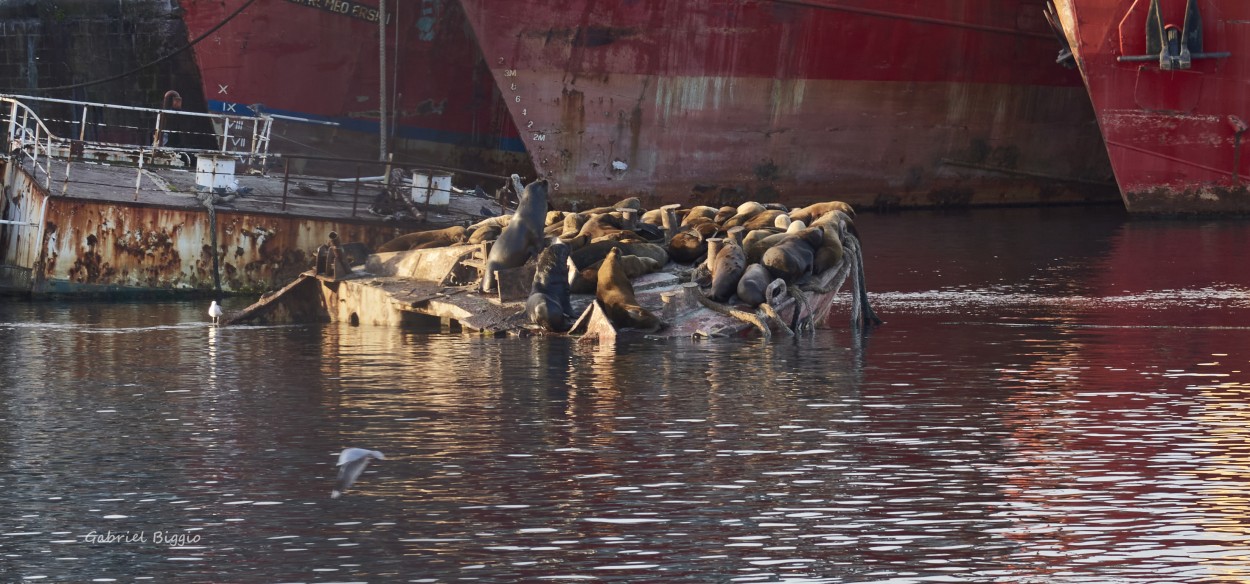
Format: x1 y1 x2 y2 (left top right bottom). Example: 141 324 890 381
569 254 662 294
481 177 548 292
468 224 503 245
466 215 511 244
641 208 666 226
681 206 719 226
740 209 787 231
810 210 854 272
708 235 746 302
526 240 575 332
721 202 767 229
571 241 668 270
666 221 720 264
790 201 856 224
375 225 467 252
596 247 662 332
713 205 738 225
582 197 642 215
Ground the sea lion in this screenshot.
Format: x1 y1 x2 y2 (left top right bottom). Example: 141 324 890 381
582 197 642 215
569 254 661 294
375 225 467 252
790 200 856 224
467 215 511 244
526 240 575 332
743 220 802 264
736 263 773 307
596 247 662 332
468 224 503 245
666 221 719 264
708 235 746 302
740 209 787 231
721 202 767 229
570 240 669 270
809 210 853 272
761 226 823 282
681 205 719 226
481 177 548 292
641 208 666 226
713 205 738 225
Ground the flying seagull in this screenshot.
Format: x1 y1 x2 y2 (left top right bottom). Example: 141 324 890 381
208 300 224 325
331 448 385 499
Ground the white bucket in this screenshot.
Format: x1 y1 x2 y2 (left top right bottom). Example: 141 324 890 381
196 155 237 192
411 170 452 207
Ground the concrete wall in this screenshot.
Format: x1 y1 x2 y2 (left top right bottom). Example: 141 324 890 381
0 0 209 145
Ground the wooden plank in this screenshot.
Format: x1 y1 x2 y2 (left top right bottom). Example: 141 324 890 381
495 262 537 303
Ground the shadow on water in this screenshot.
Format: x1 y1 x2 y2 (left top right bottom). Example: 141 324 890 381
3 207 1250 581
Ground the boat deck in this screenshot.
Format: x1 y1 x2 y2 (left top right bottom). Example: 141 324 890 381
21 156 499 225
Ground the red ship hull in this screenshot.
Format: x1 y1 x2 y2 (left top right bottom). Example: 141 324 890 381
1052 0 1250 214
183 1 1116 210
179 0 531 182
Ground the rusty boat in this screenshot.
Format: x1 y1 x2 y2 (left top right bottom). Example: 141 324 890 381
0 94 503 296
1048 0 1249 214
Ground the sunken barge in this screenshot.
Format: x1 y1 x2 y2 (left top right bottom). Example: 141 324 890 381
223 177 879 339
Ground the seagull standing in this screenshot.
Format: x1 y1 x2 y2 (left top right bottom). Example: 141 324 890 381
208 300 224 326
332 448 385 499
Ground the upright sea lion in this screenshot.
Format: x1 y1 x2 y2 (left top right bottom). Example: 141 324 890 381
481 177 548 292
526 240 574 332
596 247 662 332
375 225 467 252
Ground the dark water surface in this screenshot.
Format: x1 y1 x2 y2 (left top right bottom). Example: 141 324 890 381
5 206 1250 582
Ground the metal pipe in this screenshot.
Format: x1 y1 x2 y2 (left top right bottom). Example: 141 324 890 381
281 157 291 211
134 149 144 201
351 165 361 218
378 0 388 162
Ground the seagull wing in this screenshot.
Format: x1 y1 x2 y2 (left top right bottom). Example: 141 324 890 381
331 448 383 498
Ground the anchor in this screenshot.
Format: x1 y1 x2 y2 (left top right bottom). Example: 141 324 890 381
1117 0 1231 70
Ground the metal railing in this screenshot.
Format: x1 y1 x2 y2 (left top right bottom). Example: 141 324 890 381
0 94 517 221
1 93 274 191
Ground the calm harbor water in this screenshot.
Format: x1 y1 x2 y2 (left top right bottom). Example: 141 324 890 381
4 205 1250 582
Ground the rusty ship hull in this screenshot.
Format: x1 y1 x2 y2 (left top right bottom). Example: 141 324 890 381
1050 0 1250 214
182 0 1118 210
0 155 414 297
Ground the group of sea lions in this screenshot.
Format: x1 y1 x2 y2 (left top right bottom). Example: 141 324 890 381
374 176 867 334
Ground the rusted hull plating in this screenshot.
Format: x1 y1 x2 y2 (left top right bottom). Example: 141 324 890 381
0 161 404 296
1052 0 1250 214
458 0 1118 209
